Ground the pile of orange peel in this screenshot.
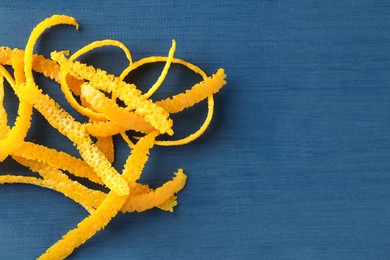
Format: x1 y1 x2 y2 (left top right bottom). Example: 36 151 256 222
0 15 226 259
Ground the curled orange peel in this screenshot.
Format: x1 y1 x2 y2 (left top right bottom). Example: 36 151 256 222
0 51 32 160
58 39 135 121
95 136 115 164
12 141 103 184
0 74 9 138
20 15 130 197
142 39 176 99
13 155 102 214
51 51 174 135
0 14 227 259
23 15 78 85
81 83 154 133
38 131 156 259
121 56 226 146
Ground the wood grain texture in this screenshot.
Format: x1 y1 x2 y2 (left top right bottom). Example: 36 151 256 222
0 0 390 259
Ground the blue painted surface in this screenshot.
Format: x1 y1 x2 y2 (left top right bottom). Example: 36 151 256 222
0 1 390 259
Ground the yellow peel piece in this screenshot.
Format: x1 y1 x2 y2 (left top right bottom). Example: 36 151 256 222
0 74 10 138
142 40 176 99
59 65 106 121
23 15 78 85
81 83 154 133
70 39 133 64
38 132 157 259
121 169 187 213
0 174 46 186
121 59 227 146
38 193 127 260
120 56 207 80
0 174 98 214
0 52 32 159
5 155 175 215
0 46 12 65
0 47 64 83
155 95 215 146
96 136 115 164
153 68 226 146
18 83 129 196
58 40 134 121
85 120 127 137
13 156 103 214
12 49 26 86
51 51 173 135
13 141 103 185
156 68 226 114
18 15 130 194
1 47 62 83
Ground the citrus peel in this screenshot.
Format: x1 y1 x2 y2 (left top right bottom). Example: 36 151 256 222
0 14 227 259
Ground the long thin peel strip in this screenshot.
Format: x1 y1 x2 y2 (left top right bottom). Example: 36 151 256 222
156 68 226 114
51 51 173 135
0 51 32 159
38 132 156 259
13 155 103 213
0 13 227 260
81 84 154 133
122 169 187 213
19 83 129 196
12 141 103 184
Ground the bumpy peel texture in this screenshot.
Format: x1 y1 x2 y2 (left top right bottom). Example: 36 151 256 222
0 14 227 259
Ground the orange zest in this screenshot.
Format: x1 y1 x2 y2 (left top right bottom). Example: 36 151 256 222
0 14 227 259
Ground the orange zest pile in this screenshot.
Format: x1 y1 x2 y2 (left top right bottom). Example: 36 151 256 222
0 15 226 259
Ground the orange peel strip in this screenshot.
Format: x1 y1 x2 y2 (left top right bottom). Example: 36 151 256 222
58 39 134 121
0 53 32 159
122 56 225 113
23 15 78 85
141 40 176 99
19 14 129 196
121 59 226 146
81 83 154 133
121 56 207 80
121 168 187 213
0 174 97 214
38 131 157 259
4 155 176 214
85 120 127 137
0 64 15 89
0 175 46 186
95 136 115 164
0 74 10 138
155 95 215 146
12 141 103 185
19 83 129 195
153 68 227 146
38 192 127 259
51 51 174 135
122 131 159 185
83 181 179 213
120 131 135 148
21 15 75 90
59 64 106 121
0 47 86 108
156 68 226 113
70 39 133 63
0 47 83 90
13 156 103 213
0 46 12 65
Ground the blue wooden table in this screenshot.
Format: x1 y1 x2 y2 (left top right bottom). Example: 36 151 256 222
0 1 389 259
